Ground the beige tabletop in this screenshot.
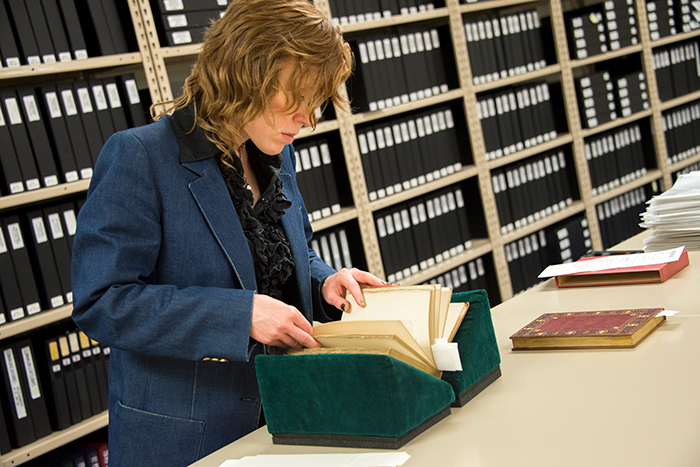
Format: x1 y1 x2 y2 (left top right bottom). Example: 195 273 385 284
192 233 700 466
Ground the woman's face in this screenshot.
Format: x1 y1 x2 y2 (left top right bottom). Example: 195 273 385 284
243 62 313 155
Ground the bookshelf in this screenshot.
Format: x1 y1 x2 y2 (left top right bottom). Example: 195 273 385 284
3 0 700 463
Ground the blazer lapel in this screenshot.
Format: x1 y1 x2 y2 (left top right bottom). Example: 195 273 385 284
184 157 257 291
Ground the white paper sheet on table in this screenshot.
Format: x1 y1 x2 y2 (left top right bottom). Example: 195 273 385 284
219 452 411 467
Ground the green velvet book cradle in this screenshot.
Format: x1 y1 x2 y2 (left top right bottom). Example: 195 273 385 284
445 289 502 406
254 289 501 448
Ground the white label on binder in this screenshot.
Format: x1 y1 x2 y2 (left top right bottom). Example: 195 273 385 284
45 92 62 118
4 98 22 125
7 223 24 250
20 346 41 400
172 30 193 44
61 90 78 116
63 210 77 236
77 87 94 113
125 79 140 104
32 217 48 244
163 0 184 11
22 95 40 122
4 348 27 419
106 83 122 108
48 213 65 239
92 86 109 110
167 14 188 28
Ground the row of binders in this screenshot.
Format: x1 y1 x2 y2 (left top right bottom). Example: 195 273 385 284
565 0 638 60
0 199 81 325
311 225 356 273
375 186 474 284
491 150 575 235
596 186 651 249
0 0 135 67
663 100 700 165
349 26 452 113
653 40 700 102
356 105 467 202
575 68 649 129
329 0 437 25
506 215 591 295
1 325 109 453
464 9 549 85
647 0 700 41
585 123 651 197
0 74 149 196
478 81 559 161
151 0 229 47
294 139 342 223
423 256 493 297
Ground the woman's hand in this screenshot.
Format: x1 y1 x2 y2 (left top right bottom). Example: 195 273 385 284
250 294 320 349
321 267 389 313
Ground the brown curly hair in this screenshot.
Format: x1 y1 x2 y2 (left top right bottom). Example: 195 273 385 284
154 0 353 161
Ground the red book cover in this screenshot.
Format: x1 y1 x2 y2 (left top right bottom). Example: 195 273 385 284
510 308 666 350
555 250 689 287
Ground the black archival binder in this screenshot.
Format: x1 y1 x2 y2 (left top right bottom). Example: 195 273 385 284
39 338 72 430
102 77 130 132
25 0 58 64
38 85 81 183
0 395 11 454
116 74 149 127
77 332 104 416
55 83 94 179
43 206 73 304
15 340 53 439
5 0 41 65
0 344 37 448
67 331 96 419
318 142 341 214
0 101 25 195
57 0 88 59
24 210 65 310
87 337 108 411
72 81 105 166
75 0 116 56
2 216 42 317
1 91 41 191
16 88 61 188
102 0 131 54
57 335 84 425
88 79 118 143
40 0 73 62
0 0 21 67
0 225 26 322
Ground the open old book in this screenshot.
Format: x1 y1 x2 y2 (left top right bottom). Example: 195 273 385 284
290 285 469 378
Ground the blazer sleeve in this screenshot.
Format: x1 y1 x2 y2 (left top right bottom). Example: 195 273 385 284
71 129 257 363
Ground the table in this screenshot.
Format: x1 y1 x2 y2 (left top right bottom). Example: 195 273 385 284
192 233 700 466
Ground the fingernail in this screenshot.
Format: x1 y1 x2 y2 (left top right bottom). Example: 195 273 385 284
360 299 366 307
340 303 346 312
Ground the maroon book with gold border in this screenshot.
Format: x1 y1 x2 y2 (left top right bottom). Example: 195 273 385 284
510 308 666 350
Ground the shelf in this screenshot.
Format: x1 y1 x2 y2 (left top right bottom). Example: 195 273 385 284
298 120 340 140
0 305 73 341
486 134 574 169
351 88 465 124
579 109 653 139
310 206 359 232
0 53 143 81
472 64 563 94
338 7 450 34
500 201 585 245
591 170 663 205
0 412 108 467
0 180 91 212
368 165 479 212
659 90 700 112
459 0 541 14
569 44 644 69
400 238 492 286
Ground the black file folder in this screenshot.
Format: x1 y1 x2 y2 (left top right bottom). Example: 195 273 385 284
55 83 94 179
40 0 73 62
88 80 118 142
38 85 81 184
57 0 88 59
57 335 84 425
0 0 21 67
75 0 116 56
43 206 73 304
0 396 11 454
16 88 61 188
2 217 42 317
0 102 25 195
72 81 105 165
0 225 26 322
26 0 58 64
15 340 53 439
5 0 41 65
0 344 37 448
88 338 108 411
77 333 104 416
102 0 132 54
66 332 95 419
116 74 149 127
24 210 65 310
102 77 129 132
1 91 41 191
39 338 72 430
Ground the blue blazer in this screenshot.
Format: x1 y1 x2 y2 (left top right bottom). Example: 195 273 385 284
71 114 337 466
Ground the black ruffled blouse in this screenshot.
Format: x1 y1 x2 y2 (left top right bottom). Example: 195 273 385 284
217 145 295 300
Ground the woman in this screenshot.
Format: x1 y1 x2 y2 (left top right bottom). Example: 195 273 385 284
71 1 385 465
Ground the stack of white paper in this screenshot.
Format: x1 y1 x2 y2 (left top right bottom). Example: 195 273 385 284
639 171 700 251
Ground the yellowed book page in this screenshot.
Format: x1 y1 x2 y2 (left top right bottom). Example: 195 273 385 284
342 286 436 358
313 320 434 366
437 286 453 339
444 302 469 341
